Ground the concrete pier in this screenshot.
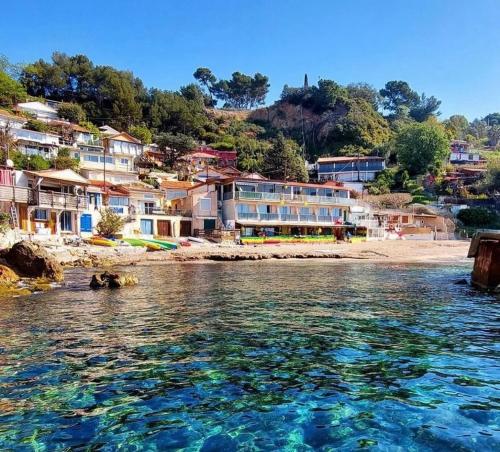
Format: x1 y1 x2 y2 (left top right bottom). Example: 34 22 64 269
468 232 500 290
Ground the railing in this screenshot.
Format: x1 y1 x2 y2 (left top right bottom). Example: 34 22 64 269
13 128 60 145
35 191 88 210
233 191 356 205
129 208 192 217
0 184 30 203
259 213 280 221
236 212 346 224
237 212 259 220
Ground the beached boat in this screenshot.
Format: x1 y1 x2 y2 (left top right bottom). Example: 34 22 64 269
141 239 178 250
87 237 117 247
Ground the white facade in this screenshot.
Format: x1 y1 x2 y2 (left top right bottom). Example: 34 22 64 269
450 151 480 163
17 102 59 121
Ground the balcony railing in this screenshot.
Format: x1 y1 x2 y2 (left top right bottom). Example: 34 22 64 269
0 184 30 203
35 191 88 210
233 191 356 205
129 208 192 217
236 212 346 224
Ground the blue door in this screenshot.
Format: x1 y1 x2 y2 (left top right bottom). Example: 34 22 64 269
140 219 153 235
80 214 92 233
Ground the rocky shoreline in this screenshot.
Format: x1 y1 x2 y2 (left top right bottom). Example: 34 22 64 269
0 239 472 297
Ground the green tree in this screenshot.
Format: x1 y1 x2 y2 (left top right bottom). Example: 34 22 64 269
380 80 419 115
155 132 196 167
96 208 125 237
395 121 450 176
346 83 380 110
482 156 500 192
457 207 499 227
52 147 79 170
194 68 269 109
129 124 152 144
0 71 27 107
409 93 441 122
24 119 49 132
263 133 308 182
148 89 207 136
444 115 470 140
328 98 392 155
12 152 51 170
57 102 86 123
236 137 269 173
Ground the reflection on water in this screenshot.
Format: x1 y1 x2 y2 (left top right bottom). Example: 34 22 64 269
0 261 498 450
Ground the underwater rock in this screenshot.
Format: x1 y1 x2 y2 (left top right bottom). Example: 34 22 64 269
454 278 468 285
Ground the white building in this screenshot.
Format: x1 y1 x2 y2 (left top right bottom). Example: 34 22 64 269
16 101 59 121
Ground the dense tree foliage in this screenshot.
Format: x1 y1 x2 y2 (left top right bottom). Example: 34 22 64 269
395 121 450 175
194 68 269 109
129 124 152 144
263 133 308 182
457 207 499 227
0 71 27 107
443 115 469 140
155 132 196 167
379 81 440 121
57 102 86 123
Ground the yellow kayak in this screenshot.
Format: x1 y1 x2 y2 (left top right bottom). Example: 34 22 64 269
88 237 117 247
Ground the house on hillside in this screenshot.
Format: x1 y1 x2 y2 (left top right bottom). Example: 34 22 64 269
77 127 143 184
450 140 481 164
16 101 59 121
317 156 386 182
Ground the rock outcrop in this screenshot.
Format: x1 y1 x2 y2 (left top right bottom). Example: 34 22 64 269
90 271 138 289
3 241 64 282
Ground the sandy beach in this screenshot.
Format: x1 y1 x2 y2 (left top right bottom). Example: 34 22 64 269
53 239 472 268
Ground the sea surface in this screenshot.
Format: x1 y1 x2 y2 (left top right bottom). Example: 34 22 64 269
0 261 498 451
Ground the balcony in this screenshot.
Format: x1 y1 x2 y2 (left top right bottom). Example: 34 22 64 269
34 191 88 210
236 212 344 225
0 184 30 203
233 191 356 205
13 128 59 146
129 208 192 217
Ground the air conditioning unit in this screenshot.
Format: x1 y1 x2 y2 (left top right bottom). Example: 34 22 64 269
217 201 222 208
74 186 85 196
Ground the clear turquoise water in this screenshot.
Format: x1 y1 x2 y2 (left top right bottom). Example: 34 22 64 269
0 261 498 451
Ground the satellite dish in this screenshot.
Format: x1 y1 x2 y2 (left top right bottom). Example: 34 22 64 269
6 159 14 168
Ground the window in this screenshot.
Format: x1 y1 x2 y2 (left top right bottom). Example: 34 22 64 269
144 202 155 215
300 207 311 215
88 193 101 207
319 208 329 216
279 206 290 214
109 196 128 206
332 208 342 218
200 198 211 212
34 209 48 221
99 156 114 164
120 158 129 165
74 152 80 159
84 155 99 163
60 211 72 232
237 204 252 213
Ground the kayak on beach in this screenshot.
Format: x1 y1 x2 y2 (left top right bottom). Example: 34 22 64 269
123 238 176 251
87 237 117 247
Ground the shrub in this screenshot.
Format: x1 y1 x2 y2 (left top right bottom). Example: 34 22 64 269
0 212 11 234
57 102 86 123
457 207 499 227
24 119 49 133
96 208 126 237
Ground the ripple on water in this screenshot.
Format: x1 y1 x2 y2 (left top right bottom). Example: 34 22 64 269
0 261 498 450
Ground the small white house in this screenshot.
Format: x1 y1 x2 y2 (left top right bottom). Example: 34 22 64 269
16 101 59 121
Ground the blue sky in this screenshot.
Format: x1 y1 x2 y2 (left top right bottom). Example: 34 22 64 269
2 0 499 119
